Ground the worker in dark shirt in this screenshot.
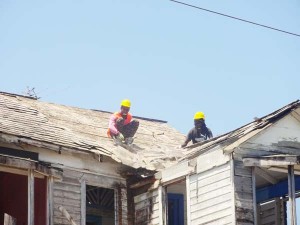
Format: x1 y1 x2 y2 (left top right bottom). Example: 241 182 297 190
181 112 213 148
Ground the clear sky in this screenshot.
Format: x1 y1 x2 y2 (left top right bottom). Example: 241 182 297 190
1 0 299 137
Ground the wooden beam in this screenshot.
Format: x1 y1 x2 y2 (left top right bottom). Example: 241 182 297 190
28 169 34 225
252 167 257 225
186 175 191 225
243 155 300 167
58 206 78 225
129 177 155 189
80 180 86 225
158 186 164 225
255 167 278 184
288 165 297 225
4 213 16 225
268 166 300 175
47 176 54 225
0 155 62 179
160 161 195 184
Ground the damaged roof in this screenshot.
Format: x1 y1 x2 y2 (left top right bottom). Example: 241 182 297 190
181 99 300 161
0 92 186 171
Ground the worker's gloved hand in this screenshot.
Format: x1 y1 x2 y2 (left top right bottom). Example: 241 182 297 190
117 133 125 141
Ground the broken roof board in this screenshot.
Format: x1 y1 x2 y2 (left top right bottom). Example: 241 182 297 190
0 92 186 171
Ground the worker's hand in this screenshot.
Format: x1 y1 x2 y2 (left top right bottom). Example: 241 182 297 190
117 133 125 141
181 143 187 148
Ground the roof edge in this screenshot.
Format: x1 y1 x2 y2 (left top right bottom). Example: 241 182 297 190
0 91 37 100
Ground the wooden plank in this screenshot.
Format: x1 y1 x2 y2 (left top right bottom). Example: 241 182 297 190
186 175 191 225
158 186 163 225
53 190 81 200
28 169 34 225
54 182 81 192
252 168 257 225
190 179 231 197
190 168 231 189
231 157 236 225
243 155 300 167
236 207 254 223
161 161 194 183
4 213 16 225
47 176 54 225
190 188 232 205
196 149 230 173
191 193 232 213
234 176 252 193
288 165 297 225
191 200 232 220
134 190 158 203
191 207 232 224
135 198 160 211
80 180 86 225
58 206 78 225
234 161 251 177
255 167 278 184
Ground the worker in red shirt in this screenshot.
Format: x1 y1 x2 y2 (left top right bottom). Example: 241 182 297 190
107 99 139 144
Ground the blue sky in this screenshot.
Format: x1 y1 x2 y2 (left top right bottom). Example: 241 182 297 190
0 0 299 137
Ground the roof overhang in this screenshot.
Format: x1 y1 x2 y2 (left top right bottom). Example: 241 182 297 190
0 154 62 179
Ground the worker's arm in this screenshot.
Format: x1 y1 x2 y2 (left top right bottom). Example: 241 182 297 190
108 114 119 135
181 130 192 148
207 128 213 139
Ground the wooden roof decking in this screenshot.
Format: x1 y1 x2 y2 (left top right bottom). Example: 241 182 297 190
0 92 186 171
181 100 300 161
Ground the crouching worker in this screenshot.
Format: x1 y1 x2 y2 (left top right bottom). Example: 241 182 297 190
181 111 213 148
107 99 139 145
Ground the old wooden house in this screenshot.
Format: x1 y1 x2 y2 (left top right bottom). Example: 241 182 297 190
0 91 187 225
134 100 300 225
2 91 300 225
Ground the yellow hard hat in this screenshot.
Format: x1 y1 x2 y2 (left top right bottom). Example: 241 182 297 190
120 99 131 107
194 112 205 120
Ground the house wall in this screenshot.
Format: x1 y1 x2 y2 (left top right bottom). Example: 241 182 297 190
53 172 81 225
53 169 127 225
134 189 161 225
234 160 254 225
189 162 233 224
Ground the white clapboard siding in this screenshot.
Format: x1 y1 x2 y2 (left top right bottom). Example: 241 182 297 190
189 162 233 225
234 161 254 225
53 174 81 225
134 189 160 225
257 198 284 225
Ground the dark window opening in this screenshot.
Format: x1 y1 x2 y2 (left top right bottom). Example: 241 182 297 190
0 171 46 225
86 185 115 225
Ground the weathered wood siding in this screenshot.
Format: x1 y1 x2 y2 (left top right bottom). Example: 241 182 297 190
235 115 300 160
53 169 127 225
53 172 81 225
257 198 285 225
234 160 254 225
189 162 233 225
134 189 160 225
